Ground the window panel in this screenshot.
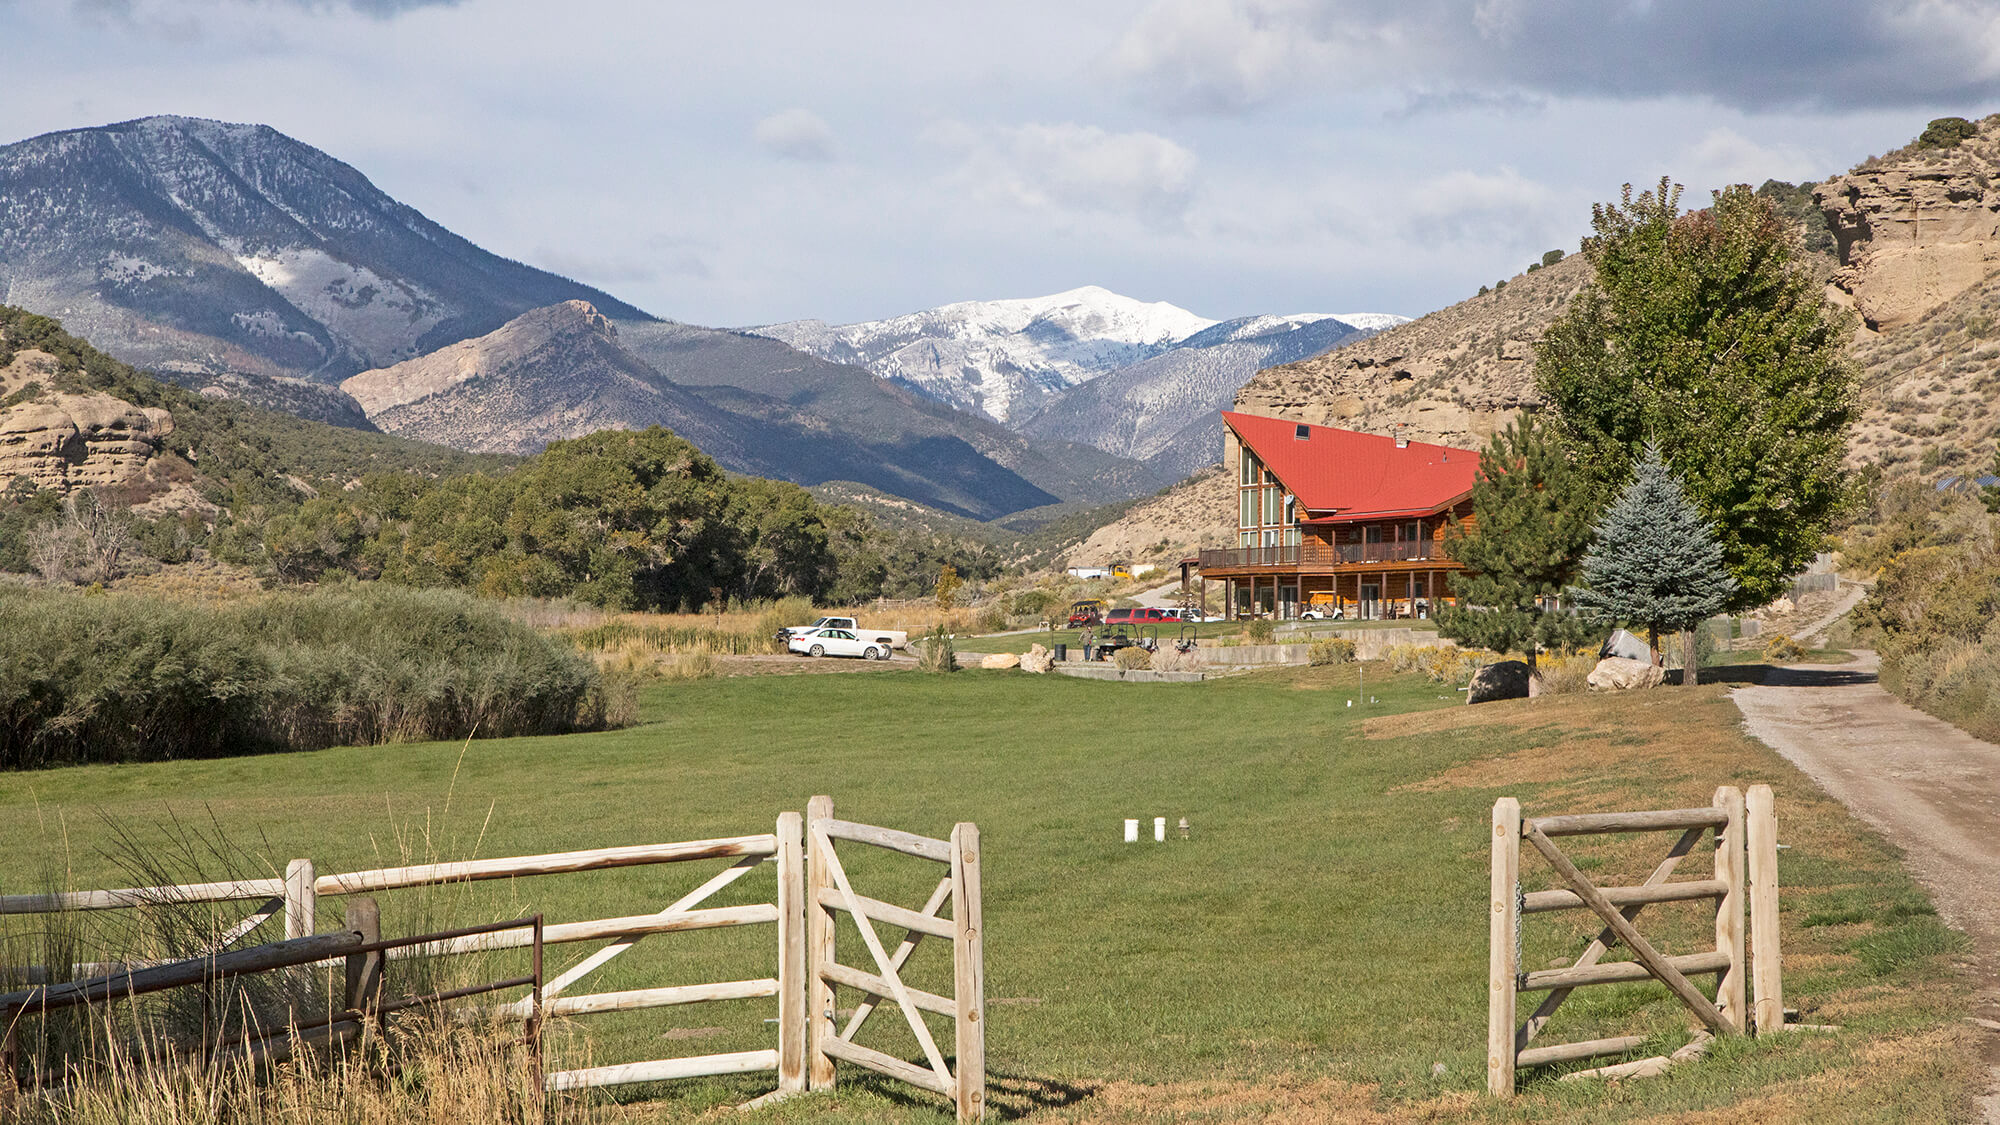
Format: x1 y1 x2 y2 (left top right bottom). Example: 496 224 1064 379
1240 490 1257 528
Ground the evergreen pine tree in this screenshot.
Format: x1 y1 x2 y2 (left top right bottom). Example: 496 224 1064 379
1570 446 1736 685
1435 415 1600 671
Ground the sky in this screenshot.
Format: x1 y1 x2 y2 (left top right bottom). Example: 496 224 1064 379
6 0 2000 328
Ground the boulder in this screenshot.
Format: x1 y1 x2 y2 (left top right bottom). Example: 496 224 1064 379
1767 597 1796 617
1467 660 1532 705
1020 643 1053 674
979 652 1021 671
1588 657 1666 691
1600 628 1657 665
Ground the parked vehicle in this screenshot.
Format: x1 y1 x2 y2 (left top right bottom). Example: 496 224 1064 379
774 616 907 650
787 627 893 660
1066 599 1107 626
1299 592 1344 620
1105 606 1175 626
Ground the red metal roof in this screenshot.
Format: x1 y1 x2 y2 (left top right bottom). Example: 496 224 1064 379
1223 411 1480 520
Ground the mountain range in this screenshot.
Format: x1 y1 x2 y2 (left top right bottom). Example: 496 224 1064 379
750 290 1402 443
0 115 1391 521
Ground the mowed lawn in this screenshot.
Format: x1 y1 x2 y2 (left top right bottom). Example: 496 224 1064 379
0 664 1979 1122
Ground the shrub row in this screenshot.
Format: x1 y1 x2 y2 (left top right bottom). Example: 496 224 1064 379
0 585 620 769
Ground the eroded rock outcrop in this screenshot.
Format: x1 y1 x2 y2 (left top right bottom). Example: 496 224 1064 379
1817 120 2000 331
0 391 174 491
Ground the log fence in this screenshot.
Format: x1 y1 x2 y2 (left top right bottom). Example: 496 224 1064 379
2 801 981 1117
1488 784 1785 1096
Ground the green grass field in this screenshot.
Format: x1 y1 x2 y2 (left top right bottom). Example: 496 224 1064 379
0 665 1976 1122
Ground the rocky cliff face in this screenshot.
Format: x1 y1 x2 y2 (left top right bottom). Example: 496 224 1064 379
1816 121 2000 332
1234 253 1588 448
0 349 173 491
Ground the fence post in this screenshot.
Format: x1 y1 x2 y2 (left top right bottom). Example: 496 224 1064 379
284 859 316 941
1746 784 1783 1034
806 795 837 1091
1713 787 1747 1032
951 822 985 1123
343 897 384 1021
777 811 807 1094
1487 797 1520 1097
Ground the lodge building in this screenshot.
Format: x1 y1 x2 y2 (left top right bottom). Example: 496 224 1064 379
1194 411 1482 620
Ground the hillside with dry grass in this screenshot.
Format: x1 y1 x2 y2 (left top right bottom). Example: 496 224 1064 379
1074 119 2000 564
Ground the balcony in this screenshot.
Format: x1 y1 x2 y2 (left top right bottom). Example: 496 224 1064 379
1197 541 1449 571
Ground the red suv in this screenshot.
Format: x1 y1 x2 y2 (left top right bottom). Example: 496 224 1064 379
1104 606 1174 626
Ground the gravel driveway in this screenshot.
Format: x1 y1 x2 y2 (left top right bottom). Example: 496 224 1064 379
1734 651 2000 1116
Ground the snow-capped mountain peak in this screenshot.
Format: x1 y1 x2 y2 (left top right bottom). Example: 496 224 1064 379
748 290 1407 427
749 287 1220 423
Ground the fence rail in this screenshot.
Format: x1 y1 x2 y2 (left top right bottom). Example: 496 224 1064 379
1 803 981 1116
1487 785 1785 1097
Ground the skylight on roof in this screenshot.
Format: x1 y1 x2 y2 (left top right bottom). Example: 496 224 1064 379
1294 424 1310 440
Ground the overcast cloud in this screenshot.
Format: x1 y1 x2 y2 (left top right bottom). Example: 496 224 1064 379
2 0 1995 326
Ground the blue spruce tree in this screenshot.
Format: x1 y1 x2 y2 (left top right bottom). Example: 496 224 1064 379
1570 446 1736 686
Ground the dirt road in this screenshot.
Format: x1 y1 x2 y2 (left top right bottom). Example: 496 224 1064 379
1734 652 2000 1116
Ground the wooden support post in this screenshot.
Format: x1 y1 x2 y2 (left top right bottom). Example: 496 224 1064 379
1488 797 1520 1097
342 897 384 1020
284 858 316 941
1713 787 1747 1032
951 822 985 1123
806 795 837 1091
776 811 807 1094
1745 785 1783 1034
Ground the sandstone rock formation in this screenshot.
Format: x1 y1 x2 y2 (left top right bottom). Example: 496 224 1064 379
1588 657 1665 691
1816 120 2000 332
0 388 173 492
979 652 1021 670
1021 643 1053 674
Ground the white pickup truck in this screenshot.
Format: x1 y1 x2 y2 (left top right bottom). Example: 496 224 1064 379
774 616 908 651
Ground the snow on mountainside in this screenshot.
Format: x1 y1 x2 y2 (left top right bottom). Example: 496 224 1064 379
0 115 647 403
1018 312 1400 481
749 286 1220 423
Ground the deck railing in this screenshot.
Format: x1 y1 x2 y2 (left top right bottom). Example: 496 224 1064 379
1197 541 1448 570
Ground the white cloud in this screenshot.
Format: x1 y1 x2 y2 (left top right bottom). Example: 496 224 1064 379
1679 128 1819 189
1399 168 1565 252
753 108 836 162
1105 0 1325 114
940 121 1198 227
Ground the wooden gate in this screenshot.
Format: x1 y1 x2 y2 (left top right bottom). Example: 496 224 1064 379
805 795 984 1121
1487 785 1784 1096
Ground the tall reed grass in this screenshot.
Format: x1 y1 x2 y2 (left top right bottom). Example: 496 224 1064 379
0 585 622 769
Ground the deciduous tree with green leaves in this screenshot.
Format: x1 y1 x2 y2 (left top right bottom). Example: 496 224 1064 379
1536 178 1857 613
1570 447 1737 686
1435 414 1601 672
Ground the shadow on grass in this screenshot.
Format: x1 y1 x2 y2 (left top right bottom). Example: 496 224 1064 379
840 1067 1099 1119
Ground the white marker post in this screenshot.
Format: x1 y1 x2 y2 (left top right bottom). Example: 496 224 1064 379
1154 817 1166 843
1123 819 1138 843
